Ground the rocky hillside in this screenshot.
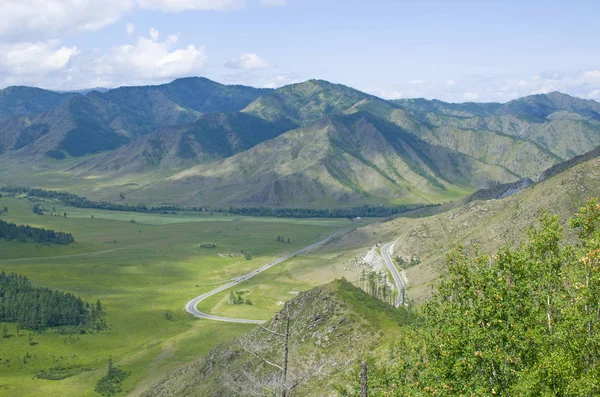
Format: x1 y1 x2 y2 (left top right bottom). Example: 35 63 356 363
143 279 409 397
328 151 600 301
128 112 513 206
70 113 296 176
0 78 268 158
1 78 599 207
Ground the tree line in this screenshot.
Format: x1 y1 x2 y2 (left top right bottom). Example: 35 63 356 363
358 269 395 306
1 186 438 219
0 272 104 331
0 219 74 245
339 198 600 396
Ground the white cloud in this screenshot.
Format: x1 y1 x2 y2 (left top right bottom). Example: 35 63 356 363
0 31 208 89
106 34 206 82
149 28 160 41
463 92 480 101
259 0 287 6
0 0 134 39
0 40 79 77
379 91 403 100
166 34 180 45
587 89 600 100
376 69 600 103
126 23 135 36
225 53 270 70
0 0 278 39
581 70 600 85
409 79 425 85
258 74 301 88
135 0 244 12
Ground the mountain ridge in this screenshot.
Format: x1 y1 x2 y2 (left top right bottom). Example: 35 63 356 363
1 77 599 208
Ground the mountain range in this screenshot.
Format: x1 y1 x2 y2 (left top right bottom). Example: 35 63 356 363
0 77 599 207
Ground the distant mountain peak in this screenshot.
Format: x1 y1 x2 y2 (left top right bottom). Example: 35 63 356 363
498 90 600 118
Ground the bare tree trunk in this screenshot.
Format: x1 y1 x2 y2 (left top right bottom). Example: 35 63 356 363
360 358 368 397
281 306 290 397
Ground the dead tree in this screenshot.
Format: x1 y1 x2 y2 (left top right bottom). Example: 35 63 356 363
360 358 368 397
240 303 295 396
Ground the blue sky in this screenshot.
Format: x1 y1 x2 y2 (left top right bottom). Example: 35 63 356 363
1 0 599 102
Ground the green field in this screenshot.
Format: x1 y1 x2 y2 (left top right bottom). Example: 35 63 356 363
0 195 356 396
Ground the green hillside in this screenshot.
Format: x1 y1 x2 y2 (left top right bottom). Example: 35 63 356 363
242 79 379 125
143 279 410 397
128 112 511 207
70 113 296 177
1 78 599 208
0 78 268 158
329 150 600 301
0 86 77 121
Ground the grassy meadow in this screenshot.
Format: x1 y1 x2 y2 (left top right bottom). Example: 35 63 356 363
0 195 356 396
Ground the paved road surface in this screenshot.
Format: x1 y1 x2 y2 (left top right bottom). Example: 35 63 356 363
381 242 405 307
185 228 351 324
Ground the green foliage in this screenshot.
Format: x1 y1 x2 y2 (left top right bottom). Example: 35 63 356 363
44 149 66 159
32 204 44 215
199 243 217 248
0 272 104 330
228 290 252 306
336 279 414 328
0 86 76 120
357 269 396 306
2 186 436 219
0 218 74 244
95 357 129 396
394 255 420 269
340 199 600 396
36 366 88 380
59 126 129 157
275 235 291 243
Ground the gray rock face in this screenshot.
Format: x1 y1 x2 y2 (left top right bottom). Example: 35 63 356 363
467 178 534 202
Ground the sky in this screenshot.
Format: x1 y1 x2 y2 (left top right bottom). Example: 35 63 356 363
1 0 599 102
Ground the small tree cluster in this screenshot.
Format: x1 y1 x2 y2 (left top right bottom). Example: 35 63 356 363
276 236 291 244
228 290 252 305
32 204 44 215
0 219 74 245
0 272 104 330
394 255 420 269
95 357 129 396
358 269 395 306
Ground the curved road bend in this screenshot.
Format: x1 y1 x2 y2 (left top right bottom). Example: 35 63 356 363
185 228 351 324
381 242 405 308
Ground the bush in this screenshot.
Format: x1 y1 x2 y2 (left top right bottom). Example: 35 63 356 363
95 358 129 396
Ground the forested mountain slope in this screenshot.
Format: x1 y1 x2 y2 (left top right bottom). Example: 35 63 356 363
1 78 599 208
0 78 268 158
128 112 514 206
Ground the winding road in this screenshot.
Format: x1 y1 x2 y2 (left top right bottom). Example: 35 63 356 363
381 242 405 307
185 228 351 324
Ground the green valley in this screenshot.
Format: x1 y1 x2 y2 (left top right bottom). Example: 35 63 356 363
0 194 354 396
1 73 600 397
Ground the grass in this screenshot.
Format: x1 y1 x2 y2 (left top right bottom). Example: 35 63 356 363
328 156 600 304
0 195 353 396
